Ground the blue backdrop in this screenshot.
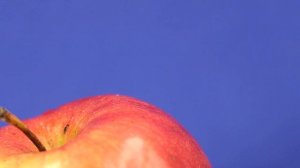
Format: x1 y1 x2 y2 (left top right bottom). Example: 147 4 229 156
1 1 299 167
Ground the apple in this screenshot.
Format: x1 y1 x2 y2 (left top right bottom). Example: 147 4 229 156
0 95 211 168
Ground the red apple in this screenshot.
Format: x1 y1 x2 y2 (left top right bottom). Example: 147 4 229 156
0 95 211 168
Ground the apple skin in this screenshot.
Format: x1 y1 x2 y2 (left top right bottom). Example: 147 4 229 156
0 95 211 168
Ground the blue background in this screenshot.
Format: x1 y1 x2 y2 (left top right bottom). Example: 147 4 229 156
1 0 299 167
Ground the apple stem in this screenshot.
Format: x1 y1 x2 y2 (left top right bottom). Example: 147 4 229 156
0 107 47 152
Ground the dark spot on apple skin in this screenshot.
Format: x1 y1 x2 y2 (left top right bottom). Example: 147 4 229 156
63 124 69 134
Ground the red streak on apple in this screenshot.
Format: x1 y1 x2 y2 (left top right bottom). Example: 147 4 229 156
0 95 211 168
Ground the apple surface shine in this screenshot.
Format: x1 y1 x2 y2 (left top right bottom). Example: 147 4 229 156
0 95 211 168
